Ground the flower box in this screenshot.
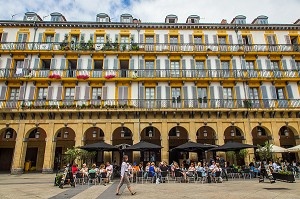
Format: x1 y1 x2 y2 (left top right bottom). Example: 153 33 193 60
76 75 90 80
48 74 62 79
104 74 116 79
272 172 295 183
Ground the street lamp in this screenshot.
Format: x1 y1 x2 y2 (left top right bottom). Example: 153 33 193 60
203 129 208 137
92 129 97 138
35 129 40 139
230 128 235 137
64 123 68 138
5 130 11 139
148 128 153 138
257 127 262 136
121 129 125 138
176 122 180 137
284 128 289 137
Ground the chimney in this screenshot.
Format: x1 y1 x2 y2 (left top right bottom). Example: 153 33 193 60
221 19 227 24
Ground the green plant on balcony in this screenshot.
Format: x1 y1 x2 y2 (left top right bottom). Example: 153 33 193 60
60 34 69 51
87 37 95 51
119 104 128 109
243 100 252 108
121 44 127 51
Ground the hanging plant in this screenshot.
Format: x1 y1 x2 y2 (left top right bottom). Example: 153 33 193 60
104 74 116 79
76 75 90 80
48 74 62 79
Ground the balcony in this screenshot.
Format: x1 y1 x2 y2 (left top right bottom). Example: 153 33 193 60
0 42 299 53
0 68 299 80
0 99 299 111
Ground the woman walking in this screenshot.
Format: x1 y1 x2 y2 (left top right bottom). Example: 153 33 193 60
116 155 136 196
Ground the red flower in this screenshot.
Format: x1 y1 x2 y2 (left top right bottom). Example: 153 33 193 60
76 75 90 80
48 74 61 79
104 74 116 79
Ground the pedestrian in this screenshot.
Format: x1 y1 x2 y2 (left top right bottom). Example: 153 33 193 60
116 155 136 196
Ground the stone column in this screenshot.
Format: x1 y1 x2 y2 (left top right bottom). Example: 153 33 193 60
11 123 26 175
244 121 254 165
189 121 197 161
75 122 84 147
133 120 141 163
271 121 282 160
161 121 169 163
42 123 55 173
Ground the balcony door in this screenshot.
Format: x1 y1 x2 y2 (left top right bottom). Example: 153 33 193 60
170 61 180 77
70 35 79 50
249 87 260 108
145 36 154 51
120 60 129 77
171 87 181 108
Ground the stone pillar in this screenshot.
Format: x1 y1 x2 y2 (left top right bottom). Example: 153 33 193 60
244 121 254 165
42 123 55 173
271 121 282 160
11 123 26 175
189 121 197 161
75 122 84 147
161 121 169 163
133 120 141 163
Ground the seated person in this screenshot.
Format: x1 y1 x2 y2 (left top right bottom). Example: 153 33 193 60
80 163 89 177
196 162 206 177
144 162 150 178
71 163 79 174
89 164 97 174
180 163 187 181
105 162 113 182
138 162 144 172
187 163 196 177
148 162 156 177
99 164 108 186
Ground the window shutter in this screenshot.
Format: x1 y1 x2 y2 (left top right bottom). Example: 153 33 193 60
209 86 215 108
77 58 82 69
260 85 269 108
5 58 12 69
33 58 40 69
247 35 252 45
75 86 81 100
235 86 242 107
165 86 170 107
102 86 107 100
204 35 209 44
238 35 243 44
164 34 168 44
89 34 94 42
192 86 197 107
213 35 218 44
290 59 297 70
241 59 246 70
156 86 161 108
189 35 193 44
28 86 36 100
50 58 56 70
60 58 66 70
23 58 30 68
0 86 7 100
182 59 186 77
139 59 144 70
18 86 25 100
285 35 291 44
118 86 124 101
215 59 221 70
22 34 27 42
54 33 60 42
113 58 118 69
190 59 195 77
183 86 188 107
47 86 53 100
123 86 128 100
87 58 93 70
282 59 287 70
139 34 144 43
265 60 271 70
257 59 262 70
165 59 170 77
156 34 160 43
218 86 224 99
131 34 135 42
180 34 184 44
206 59 211 69
228 35 233 44
84 86 90 100
104 58 108 69
139 86 144 107
1 32 8 42
270 86 277 99
38 33 43 42
156 59 160 77
56 86 63 100
129 59 134 70
286 84 294 99
106 34 110 42
232 59 237 70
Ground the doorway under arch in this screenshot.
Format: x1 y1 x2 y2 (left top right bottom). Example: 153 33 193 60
168 125 189 164
0 128 17 171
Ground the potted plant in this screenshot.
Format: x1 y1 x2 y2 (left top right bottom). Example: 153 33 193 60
60 34 69 51
243 100 252 108
121 44 127 51
272 171 295 182
87 37 95 51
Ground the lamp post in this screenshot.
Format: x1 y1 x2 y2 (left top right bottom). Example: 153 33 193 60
63 123 68 139
5 130 11 139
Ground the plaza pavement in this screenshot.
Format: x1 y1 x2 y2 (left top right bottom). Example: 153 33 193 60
0 173 299 199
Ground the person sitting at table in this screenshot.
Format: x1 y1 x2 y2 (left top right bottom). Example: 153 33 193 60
144 162 150 178
99 164 108 186
149 162 156 177
105 162 113 182
71 163 79 174
180 163 188 182
196 162 206 177
132 162 140 172
138 162 144 172
187 162 196 178
80 163 89 177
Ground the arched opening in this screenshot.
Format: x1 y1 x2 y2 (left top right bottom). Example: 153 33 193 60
196 126 216 161
224 126 245 165
279 126 297 162
24 127 47 172
53 127 76 171
140 126 161 164
112 126 133 165
83 127 105 165
0 128 17 171
252 126 272 161
168 125 189 164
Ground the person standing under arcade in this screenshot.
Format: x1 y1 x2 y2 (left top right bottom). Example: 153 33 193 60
116 155 137 196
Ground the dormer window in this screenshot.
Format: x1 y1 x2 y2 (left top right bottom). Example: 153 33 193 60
186 15 200 24
165 14 178 23
96 13 110 22
50 12 66 22
231 15 246 24
169 19 175 23
252 15 268 25
23 12 42 21
120 14 133 23
123 18 130 23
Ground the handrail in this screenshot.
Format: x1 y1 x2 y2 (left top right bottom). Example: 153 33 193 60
0 42 299 52
0 99 299 110
0 68 299 79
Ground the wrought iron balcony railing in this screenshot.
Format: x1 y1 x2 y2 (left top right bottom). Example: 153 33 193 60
1 42 300 53
0 68 299 79
1 99 299 110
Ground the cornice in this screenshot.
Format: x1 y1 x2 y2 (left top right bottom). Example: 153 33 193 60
0 20 299 30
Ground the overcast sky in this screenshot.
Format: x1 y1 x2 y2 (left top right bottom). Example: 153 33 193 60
0 0 299 24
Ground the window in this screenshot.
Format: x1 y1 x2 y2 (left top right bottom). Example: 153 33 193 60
15 60 24 69
168 19 175 23
266 35 276 45
92 87 102 100
194 36 203 44
197 87 207 103
218 36 227 45
17 33 28 42
170 61 180 77
223 87 233 100
45 34 54 42
171 87 181 108
270 61 280 70
170 36 178 44
145 87 155 108
249 87 259 100
245 61 255 70
120 36 129 43
96 35 105 43
145 36 154 44
37 88 48 100
221 61 230 77
145 61 154 77
275 87 285 100
122 17 130 23
242 35 251 45
97 17 107 22
9 88 19 101
195 60 205 77
296 61 300 70
65 87 75 100
94 60 103 70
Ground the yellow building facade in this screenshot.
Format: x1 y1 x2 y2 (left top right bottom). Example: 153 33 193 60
0 12 299 174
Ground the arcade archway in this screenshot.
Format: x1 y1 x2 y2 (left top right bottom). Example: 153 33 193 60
0 127 17 171
168 125 189 164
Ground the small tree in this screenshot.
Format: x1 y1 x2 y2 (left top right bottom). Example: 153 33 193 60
226 151 237 165
257 141 273 161
63 147 96 166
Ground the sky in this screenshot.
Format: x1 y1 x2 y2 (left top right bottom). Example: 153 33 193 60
0 0 299 24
